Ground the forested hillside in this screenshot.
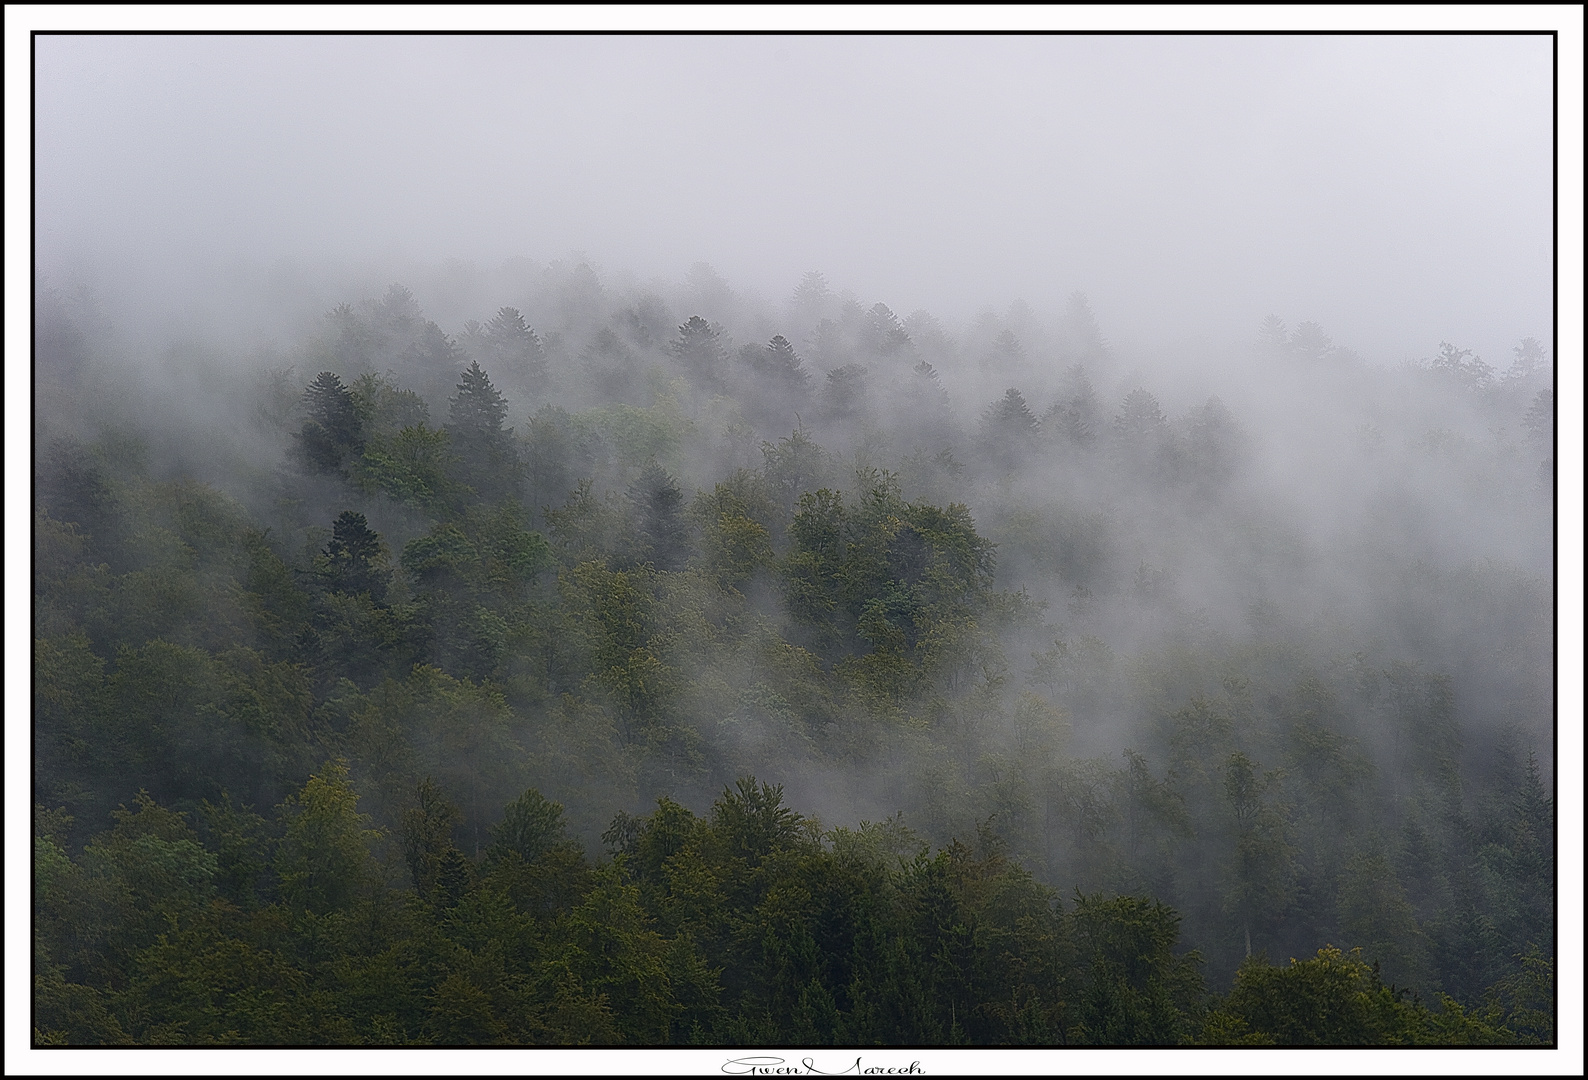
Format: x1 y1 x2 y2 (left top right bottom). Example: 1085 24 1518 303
33 264 1555 1045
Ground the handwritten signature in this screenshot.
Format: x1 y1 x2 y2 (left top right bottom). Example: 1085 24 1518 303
722 1057 923 1076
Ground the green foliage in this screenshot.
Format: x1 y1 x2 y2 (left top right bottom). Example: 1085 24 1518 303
356 422 455 509
1068 893 1204 1045
626 462 689 571
490 788 574 865
274 759 382 915
322 511 391 602
401 778 462 899
1213 946 1421 1045
447 361 518 500
575 398 693 473
297 371 365 476
783 478 997 699
32 775 1550 1046
32 282 1556 1047
343 667 528 850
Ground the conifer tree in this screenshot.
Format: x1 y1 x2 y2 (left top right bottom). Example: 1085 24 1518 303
447 361 516 499
322 510 390 602
297 371 364 475
627 462 689 572
673 316 725 389
1047 365 1099 447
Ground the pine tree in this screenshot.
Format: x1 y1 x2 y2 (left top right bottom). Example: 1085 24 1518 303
323 510 390 601
435 846 473 909
447 361 516 499
484 306 547 384
740 334 810 394
792 270 830 314
628 462 689 572
868 303 912 355
1113 388 1171 476
297 371 364 475
402 777 462 899
1047 365 1099 447
1064 291 1108 361
987 329 1023 368
1289 321 1335 363
449 361 509 441
1258 314 1289 353
673 316 725 389
991 388 1038 433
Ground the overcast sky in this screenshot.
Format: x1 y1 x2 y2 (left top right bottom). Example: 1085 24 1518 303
35 33 1553 364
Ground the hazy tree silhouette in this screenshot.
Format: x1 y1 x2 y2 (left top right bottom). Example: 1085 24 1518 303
673 315 726 390
628 461 689 571
297 371 365 476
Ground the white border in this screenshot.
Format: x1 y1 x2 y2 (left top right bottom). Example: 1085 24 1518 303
6 5 1582 1077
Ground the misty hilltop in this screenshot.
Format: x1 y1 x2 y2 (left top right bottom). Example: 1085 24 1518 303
33 257 1555 1045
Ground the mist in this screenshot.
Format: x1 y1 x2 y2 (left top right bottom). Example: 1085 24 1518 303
36 34 1551 365
25 28 1568 1054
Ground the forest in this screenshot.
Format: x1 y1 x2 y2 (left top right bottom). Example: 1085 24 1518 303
33 261 1555 1046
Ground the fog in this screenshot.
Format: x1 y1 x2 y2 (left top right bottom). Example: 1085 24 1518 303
23 27 1574 1053
36 34 1551 365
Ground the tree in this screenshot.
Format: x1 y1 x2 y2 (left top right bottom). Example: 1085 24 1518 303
555 862 681 1043
448 361 516 499
1179 397 1243 494
743 334 810 393
783 481 995 682
1428 341 1493 392
450 361 510 447
986 329 1023 369
761 428 827 516
322 511 390 602
1522 387 1554 488
402 777 463 899
1222 752 1295 959
1063 292 1108 361
274 758 382 915
673 316 726 389
710 777 805 871
489 788 573 865
486 787 590 919
1068 893 1204 1045
402 321 466 401
820 364 869 422
1522 388 1553 444
990 388 1038 434
1045 366 1099 448
1335 848 1427 989
1506 337 1550 383
1213 946 1421 1045
1114 388 1167 442
38 439 125 566
791 270 831 321
980 388 1040 473
296 371 365 476
1112 388 1174 480
482 306 547 385
1257 315 1289 354
1289 321 1335 363
868 303 913 355
626 462 689 572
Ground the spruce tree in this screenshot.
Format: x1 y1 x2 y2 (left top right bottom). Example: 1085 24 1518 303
628 462 689 571
323 510 390 601
447 361 516 499
673 316 725 389
297 371 364 476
